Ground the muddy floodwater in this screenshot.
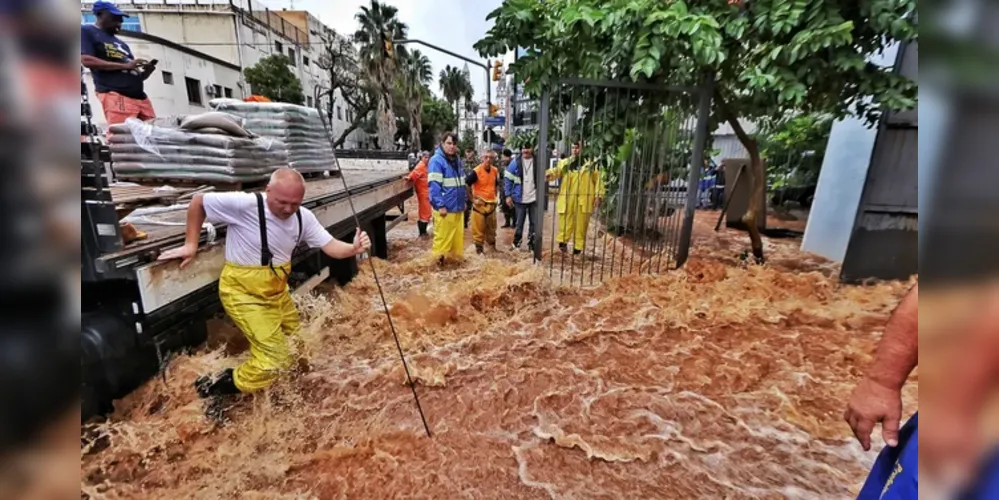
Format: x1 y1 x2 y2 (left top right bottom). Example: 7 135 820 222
82 208 916 499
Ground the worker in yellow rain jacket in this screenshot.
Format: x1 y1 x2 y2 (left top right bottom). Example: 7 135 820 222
158 168 371 414
546 141 606 255
465 149 500 254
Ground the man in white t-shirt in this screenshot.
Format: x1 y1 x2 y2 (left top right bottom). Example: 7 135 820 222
158 168 370 405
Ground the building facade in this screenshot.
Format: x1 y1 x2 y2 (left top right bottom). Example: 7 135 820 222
81 0 367 148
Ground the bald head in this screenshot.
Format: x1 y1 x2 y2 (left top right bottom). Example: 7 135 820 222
265 168 306 219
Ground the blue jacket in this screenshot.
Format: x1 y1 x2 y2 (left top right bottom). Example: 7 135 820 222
504 156 529 203
428 147 467 213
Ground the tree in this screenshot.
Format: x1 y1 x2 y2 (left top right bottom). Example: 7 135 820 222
459 128 478 155
399 49 433 151
420 95 457 150
438 65 473 133
316 29 377 148
475 0 917 262
757 113 832 190
243 54 305 104
354 0 408 150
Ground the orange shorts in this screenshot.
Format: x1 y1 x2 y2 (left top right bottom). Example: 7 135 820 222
96 91 156 129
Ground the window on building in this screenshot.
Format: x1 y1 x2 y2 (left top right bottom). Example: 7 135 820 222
336 106 342 120
224 87 233 98
162 71 174 85
302 56 310 67
287 47 295 62
212 84 222 98
307 96 313 107
185 77 202 105
81 13 141 32
274 41 283 55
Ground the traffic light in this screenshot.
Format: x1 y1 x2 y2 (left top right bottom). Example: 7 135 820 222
488 103 499 117
492 60 503 81
381 32 394 59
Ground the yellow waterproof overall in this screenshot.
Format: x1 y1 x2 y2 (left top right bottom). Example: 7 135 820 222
219 262 301 393
547 158 606 251
221 192 304 393
432 211 465 259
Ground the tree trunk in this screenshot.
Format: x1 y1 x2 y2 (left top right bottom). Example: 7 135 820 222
717 92 765 263
334 121 361 149
410 101 422 151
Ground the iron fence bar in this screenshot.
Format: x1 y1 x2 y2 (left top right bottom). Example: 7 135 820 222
653 108 679 273
630 99 657 275
664 110 696 270
557 77 701 95
534 89 551 264
618 93 642 280
597 87 623 285
638 101 666 274
643 105 668 273
675 77 714 268
581 87 599 286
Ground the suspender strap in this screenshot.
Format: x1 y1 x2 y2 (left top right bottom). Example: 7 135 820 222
254 193 273 267
295 210 302 247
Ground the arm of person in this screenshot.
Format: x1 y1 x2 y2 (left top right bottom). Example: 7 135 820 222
546 158 566 181
81 54 138 72
156 193 208 268
465 170 479 187
297 209 370 259
844 284 918 450
427 159 446 213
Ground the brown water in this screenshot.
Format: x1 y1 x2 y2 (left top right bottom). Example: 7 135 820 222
81 208 916 499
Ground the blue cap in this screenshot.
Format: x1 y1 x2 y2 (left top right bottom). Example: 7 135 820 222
92 1 129 17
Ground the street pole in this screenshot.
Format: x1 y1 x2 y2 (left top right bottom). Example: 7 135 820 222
393 39 492 131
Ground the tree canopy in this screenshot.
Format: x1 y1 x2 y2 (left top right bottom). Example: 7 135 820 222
243 54 305 105
475 0 917 260
354 0 408 149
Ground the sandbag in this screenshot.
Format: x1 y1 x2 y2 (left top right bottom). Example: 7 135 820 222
109 144 286 160
114 162 276 177
112 154 281 169
179 112 252 137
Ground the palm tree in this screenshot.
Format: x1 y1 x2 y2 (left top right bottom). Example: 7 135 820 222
398 50 431 150
354 0 407 150
438 65 473 135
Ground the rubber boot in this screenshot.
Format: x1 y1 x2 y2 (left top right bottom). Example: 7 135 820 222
195 368 240 399
417 221 428 237
573 249 582 256
559 243 568 253
476 245 484 255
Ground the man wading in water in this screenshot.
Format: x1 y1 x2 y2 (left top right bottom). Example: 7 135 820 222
158 168 370 415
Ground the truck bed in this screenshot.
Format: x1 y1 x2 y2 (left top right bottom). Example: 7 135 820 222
108 169 404 261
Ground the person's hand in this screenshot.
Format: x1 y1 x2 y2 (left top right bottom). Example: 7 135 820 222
353 228 371 255
506 196 514 208
123 59 142 71
843 377 902 451
158 242 198 269
438 207 448 217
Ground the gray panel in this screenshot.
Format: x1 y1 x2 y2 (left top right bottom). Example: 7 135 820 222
860 128 918 210
886 41 918 126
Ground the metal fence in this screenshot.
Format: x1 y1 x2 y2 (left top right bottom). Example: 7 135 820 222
524 78 712 287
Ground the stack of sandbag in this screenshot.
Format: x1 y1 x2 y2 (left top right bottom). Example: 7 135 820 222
210 99 337 174
108 113 287 183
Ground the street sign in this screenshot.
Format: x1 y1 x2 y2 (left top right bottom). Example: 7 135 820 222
484 116 505 127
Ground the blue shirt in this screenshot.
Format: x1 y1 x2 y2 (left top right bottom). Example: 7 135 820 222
81 24 146 99
857 413 918 500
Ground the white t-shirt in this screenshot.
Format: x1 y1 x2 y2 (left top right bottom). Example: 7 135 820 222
203 192 334 266
521 158 537 204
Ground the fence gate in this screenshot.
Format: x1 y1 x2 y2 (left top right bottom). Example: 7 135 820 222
526 78 712 286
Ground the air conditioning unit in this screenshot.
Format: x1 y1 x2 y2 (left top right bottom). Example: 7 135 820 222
204 85 217 96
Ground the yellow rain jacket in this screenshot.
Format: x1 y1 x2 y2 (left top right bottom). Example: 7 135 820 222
547 156 606 251
547 156 606 216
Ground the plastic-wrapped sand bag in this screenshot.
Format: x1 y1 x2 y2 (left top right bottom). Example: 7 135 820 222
179 111 252 138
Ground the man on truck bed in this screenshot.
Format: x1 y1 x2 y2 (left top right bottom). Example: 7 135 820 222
157 168 371 407
80 1 158 127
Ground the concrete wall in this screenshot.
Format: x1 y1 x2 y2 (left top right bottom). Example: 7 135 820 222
801 43 900 262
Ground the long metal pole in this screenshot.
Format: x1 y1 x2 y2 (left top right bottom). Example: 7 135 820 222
393 39 493 129
534 90 551 263
675 76 714 268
